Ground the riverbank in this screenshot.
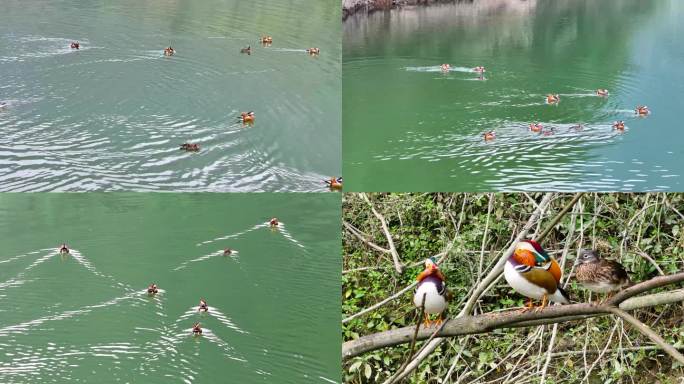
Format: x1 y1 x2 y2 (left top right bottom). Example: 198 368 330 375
342 0 469 20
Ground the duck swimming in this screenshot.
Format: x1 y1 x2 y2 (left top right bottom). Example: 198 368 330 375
240 46 251 55
180 143 200 152
546 94 560 104
70 42 79 49
59 243 69 254
147 284 158 295
306 48 320 55
192 322 202 335
473 66 486 73
240 111 255 123
198 299 209 312
413 257 448 327
612 121 625 130
596 89 609 97
529 123 543 133
269 217 279 228
635 105 650 116
325 177 343 190
483 131 496 141
223 248 235 256
440 64 451 72
163 47 175 56
260 36 273 45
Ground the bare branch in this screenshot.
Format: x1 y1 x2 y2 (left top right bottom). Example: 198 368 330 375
360 193 403 274
342 272 684 359
608 307 684 365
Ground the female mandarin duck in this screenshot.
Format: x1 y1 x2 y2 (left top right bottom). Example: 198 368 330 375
413 257 447 327
504 240 570 311
575 249 630 301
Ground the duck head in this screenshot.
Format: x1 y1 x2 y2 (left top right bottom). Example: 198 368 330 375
575 249 599 265
514 240 550 265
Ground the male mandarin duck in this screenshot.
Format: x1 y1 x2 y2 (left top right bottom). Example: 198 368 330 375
504 240 570 310
325 177 342 190
269 217 279 228
546 94 560 104
163 47 175 56
440 64 451 72
575 250 630 301
147 283 159 295
483 131 496 141
635 105 649 116
473 66 486 73
306 48 320 55
596 89 609 97
70 42 79 49
529 123 543 133
192 322 202 335
59 243 70 254
413 257 448 327
240 111 255 123
261 36 273 44
198 298 209 312
612 121 625 131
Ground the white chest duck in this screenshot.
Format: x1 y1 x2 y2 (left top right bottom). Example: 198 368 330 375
413 257 447 327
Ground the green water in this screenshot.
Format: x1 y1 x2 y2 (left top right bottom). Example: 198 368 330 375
0 0 340 192
0 193 340 383
343 0 684 191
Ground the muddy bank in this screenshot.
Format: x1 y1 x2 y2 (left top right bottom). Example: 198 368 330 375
342 0 471 20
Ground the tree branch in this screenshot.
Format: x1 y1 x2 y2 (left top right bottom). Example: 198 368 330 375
608 307 684 365
360 193 403 274
342 272 684 359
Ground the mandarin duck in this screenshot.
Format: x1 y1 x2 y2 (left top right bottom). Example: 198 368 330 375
59 243 70 254
546 94 560 104
504 240 570 310
269 217 279 228
635 105 649 116
199 298 209 312
192 322 202 335
575 249 630 301
483 131 496 141
596 89 609 97
413 257 448 327
147 283 158 295
325 177 342 190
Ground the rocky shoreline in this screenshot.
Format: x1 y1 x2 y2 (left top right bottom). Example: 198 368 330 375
342 0 467 20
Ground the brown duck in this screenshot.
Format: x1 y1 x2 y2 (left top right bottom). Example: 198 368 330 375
575 249 630 300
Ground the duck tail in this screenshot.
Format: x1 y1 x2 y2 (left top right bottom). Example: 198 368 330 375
554 286 571 304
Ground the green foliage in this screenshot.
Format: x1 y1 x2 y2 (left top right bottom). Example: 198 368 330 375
342 193 684 383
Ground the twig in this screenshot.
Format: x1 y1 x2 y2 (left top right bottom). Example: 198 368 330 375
536 193 584 242
360 193 403 274
343 220 391 255
609 307 684 365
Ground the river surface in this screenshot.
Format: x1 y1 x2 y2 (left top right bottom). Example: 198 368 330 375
0 193 340 383
343 0 684 191
0 0 340 192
